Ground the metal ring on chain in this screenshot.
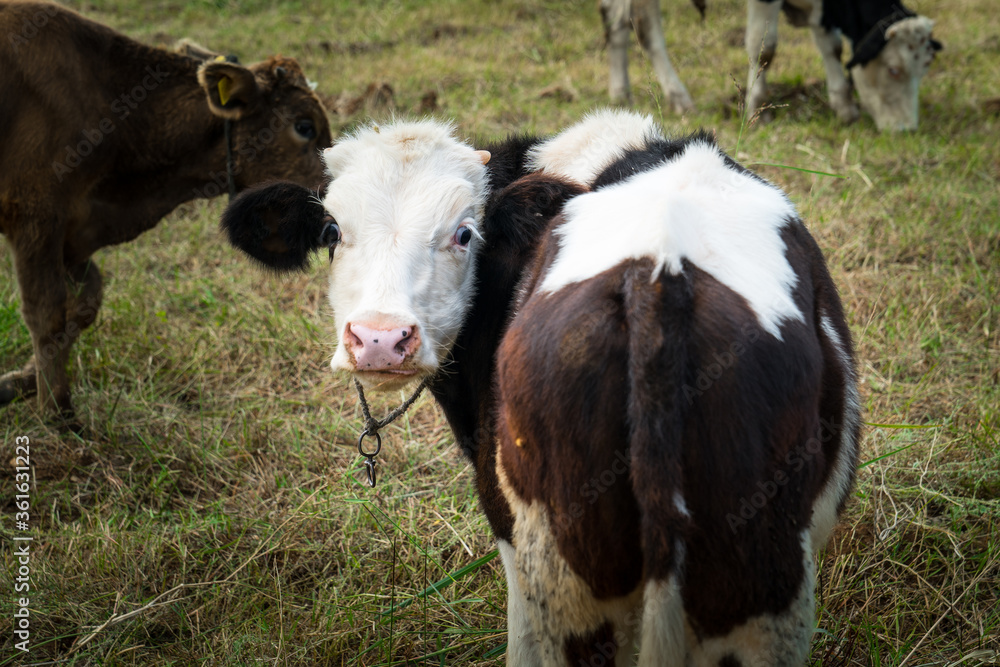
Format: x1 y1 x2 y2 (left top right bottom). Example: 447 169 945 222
357 430 382 457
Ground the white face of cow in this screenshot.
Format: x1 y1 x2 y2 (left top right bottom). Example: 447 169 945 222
852 16 939 131
320 122 490 391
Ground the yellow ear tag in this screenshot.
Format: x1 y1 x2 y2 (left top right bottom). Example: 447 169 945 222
218 76 232 106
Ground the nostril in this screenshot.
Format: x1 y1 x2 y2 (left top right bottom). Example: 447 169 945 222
345 326 364 351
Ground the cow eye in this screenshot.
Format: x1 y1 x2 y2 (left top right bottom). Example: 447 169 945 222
295 119 317 140
320 217 341 247
321 216 341 262
453 225 473 248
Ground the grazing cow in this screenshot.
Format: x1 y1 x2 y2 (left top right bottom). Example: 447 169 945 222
599 0 703 112
745 0 942 130
0 1 332 419
220 111 860 665
598 0 940 129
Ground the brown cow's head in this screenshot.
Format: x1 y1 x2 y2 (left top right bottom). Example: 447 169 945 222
198 57 332 190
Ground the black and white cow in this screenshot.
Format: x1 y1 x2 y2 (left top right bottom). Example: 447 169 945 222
599 0 940 130
220 111 861 665
745 0 941 130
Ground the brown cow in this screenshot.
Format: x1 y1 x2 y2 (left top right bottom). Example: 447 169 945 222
0 1 332 420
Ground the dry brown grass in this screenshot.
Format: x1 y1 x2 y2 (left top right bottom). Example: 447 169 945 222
1 0 998 664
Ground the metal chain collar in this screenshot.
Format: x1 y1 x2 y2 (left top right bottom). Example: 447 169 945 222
353 377 429 488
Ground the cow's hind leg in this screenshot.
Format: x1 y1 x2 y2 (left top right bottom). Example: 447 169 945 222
687 536 815 667
810 26 860 122
633 0 694 113
500 540 544 667
745 0 782 121
508 500 641 666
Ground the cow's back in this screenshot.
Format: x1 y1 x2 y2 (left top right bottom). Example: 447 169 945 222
0 1 195 209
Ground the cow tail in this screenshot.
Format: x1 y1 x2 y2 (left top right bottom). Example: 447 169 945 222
621 261 692 663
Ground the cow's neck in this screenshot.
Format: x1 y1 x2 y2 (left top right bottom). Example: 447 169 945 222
94 49 233 221
428 135 543 540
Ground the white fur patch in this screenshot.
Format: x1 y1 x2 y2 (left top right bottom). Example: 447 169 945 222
526 109 663 186
852 15 937 131
539 141 804 339
673 491 691 519
809 313 860 552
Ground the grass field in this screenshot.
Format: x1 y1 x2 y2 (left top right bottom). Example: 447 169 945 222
2 0 998 664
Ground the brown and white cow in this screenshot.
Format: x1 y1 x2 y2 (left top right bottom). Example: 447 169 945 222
220 111 860 665
0 1 332 419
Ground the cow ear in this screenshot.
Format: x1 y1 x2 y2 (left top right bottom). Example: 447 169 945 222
198 60 260 119
221 181 330 272
495 173 586 220
486 173 586 242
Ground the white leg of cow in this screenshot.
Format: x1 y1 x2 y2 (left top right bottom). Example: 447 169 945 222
633 0 694 113
745 0 781 119
810 26 860 122
602 0 633 103
499 540 543 667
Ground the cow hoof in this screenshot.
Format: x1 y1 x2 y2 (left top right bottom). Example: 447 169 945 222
668 92 695 115
0 367 37 406
747 106 774 126
56 416 86 435
609 90 632 106
834 102 861 124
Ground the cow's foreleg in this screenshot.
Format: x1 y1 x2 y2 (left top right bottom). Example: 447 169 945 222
745 0 782 120
1 258 102 411
811 27 860 122
633 0 694 113
601 0 633 103
11 236 75 418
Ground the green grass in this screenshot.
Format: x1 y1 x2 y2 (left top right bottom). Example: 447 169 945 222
2 0 999 664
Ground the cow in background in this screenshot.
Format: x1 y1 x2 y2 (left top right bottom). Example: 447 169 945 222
745 0 942 130
597 0 941 130
599 0 703 112
0 1 332 421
